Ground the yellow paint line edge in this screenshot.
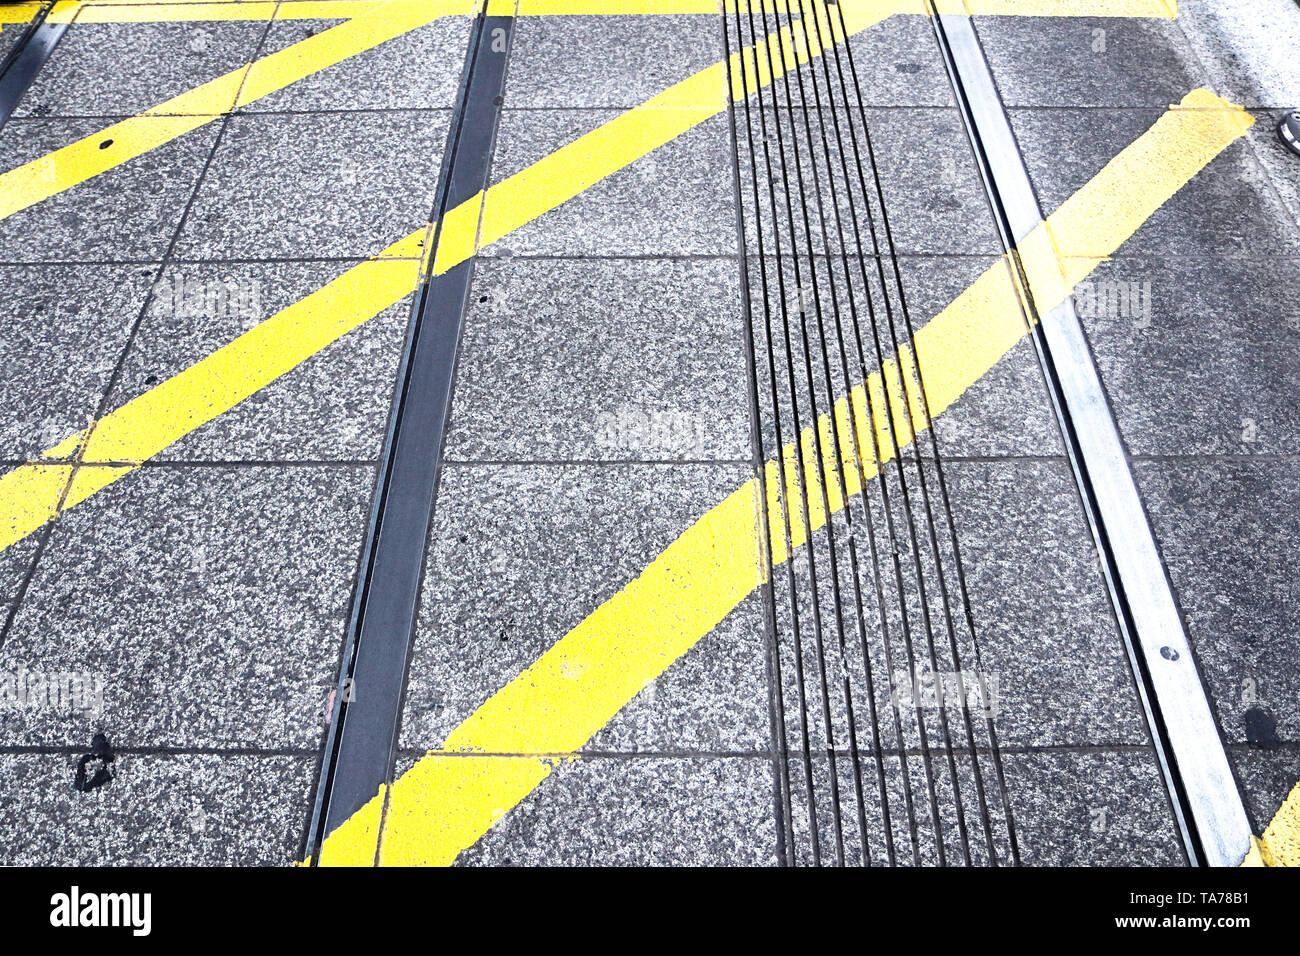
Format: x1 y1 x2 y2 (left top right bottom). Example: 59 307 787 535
312 90 1251 866
1243 782 1300 867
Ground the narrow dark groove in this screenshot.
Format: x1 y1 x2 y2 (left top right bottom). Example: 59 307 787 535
305 5 513 865
720 9 796 866
820 0 1016 864
731 3 826 866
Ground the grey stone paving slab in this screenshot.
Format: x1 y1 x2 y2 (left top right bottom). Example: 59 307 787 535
442 754 777 865
0 536 38 627
105 260 412 462
767 455 1108 757
15 21 268 118
942 459 1150 748
972 15 1207 109
444 257 750 463
0 263 156 461
1076 255 1300 457
1001 749 1185 866
840 12 954 108
1229 745 1300 836
172 110 447 260
0 119 220 262
860 108 1001 256
788 752 1015 866
0 17 30 67
399 463 770 753
895 255 1062 459
1245 110 1300 232
0 752 312 865
734 106 997 258
484 109 734 257
1178 0 1300 109
1135 460 1300 747
504 14 722 109
1009 108 1300 259
725 4 955 109
0 465 372 749
243 16 472 113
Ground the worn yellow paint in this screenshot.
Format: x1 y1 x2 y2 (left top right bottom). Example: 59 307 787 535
1243 782 1300 867
0 4 39 25
314 90 1253 866
0 466 73 550
0 1 464 222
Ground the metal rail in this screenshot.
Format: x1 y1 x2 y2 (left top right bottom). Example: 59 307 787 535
306 3 514 865
924 4 1252 867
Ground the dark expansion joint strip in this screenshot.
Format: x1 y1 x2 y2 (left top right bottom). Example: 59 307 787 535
924 5 1251 866
306 5 513 865
0 2 67 130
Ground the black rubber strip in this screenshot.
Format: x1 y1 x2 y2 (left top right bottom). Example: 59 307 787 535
306 7 513 863
0 4 66 130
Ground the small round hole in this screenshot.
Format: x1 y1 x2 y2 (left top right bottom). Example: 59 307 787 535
99 139 113 150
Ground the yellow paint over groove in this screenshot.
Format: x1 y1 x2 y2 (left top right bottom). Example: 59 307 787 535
316 90 1252 867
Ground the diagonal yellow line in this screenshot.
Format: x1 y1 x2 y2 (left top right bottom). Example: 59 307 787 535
309 89 1252 866
0 0 903 554
0 0 1193 858
0 0 1176 218
0 0 475 222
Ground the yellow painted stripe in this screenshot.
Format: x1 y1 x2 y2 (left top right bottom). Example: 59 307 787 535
0 0 895 552
0 4 42 27
1243 782 1300 867
0 0 464 222
0 231 427 552
457 0 896 273
312 90 1252 867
